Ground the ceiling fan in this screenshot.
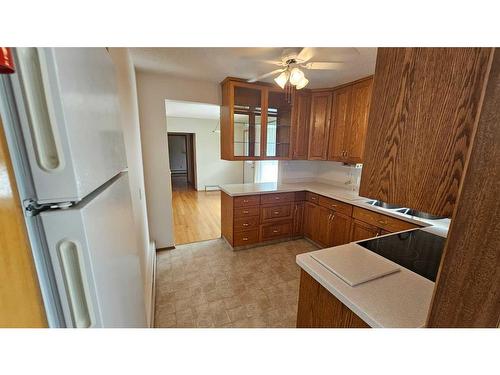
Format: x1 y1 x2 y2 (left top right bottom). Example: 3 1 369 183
247 47 351 89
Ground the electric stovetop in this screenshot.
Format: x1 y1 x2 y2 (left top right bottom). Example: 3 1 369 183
357 229 446 282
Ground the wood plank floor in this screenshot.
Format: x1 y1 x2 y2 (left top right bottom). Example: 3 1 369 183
172 184 221 245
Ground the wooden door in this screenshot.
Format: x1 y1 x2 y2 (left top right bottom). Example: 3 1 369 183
350 219 380 242
327 85 352 161
303 202 319 241
360 48 492 217
292 201 305 236
307 92 332 160
316 206 333 247
292 91 311 159
345 78 373 163
0 118 46 327
329 212 352 247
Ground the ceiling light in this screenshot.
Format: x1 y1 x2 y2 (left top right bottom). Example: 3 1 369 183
274 71 289 89
295 76 309 90
289 68 304 85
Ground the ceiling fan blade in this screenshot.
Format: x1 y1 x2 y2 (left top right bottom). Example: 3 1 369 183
247 68 285 83
261 59 286 66
297 47 315 63
303 62 344 70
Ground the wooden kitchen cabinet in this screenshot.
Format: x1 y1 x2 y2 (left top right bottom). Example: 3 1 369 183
350 219 380 242
220 78 293 160
292 201 305 236
327 77 373 164
291 91 312 159
317 206 352 247
303 201 320 241
360 48 492 217
307 91 332 160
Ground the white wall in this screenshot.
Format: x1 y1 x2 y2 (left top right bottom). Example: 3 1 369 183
108 48 153 325
136 71 221 248
167 117 243 190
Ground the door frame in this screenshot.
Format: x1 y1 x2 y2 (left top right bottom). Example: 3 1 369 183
167 132 197 189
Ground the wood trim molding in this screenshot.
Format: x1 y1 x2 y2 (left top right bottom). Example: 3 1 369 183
0 117 47 327
426 48 499 327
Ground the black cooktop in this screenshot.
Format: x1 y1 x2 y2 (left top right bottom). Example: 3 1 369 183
357 229 446 282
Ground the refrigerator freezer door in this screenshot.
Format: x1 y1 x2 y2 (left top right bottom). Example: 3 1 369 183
10 48 126 204
40 173 146 327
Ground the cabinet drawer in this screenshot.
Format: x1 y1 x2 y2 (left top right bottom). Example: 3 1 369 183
260 203 293 222
234 216 259 232
260 192 295 205
352 207 419 233
234 195 260 207
318 196 353 216
306 192 319 204
233 229 260 246
294 191 306 201
234 206 260 218
260 221 292 241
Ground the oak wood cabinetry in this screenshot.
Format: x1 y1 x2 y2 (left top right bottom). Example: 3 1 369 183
360 48 492 217
291 91 312 159
220 78 293 160
307 91 332 160
328 77 373 163
222 190 422 250
297 270 369 328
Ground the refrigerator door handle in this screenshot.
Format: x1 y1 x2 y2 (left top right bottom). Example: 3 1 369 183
16 48 65 173
57 239 93 328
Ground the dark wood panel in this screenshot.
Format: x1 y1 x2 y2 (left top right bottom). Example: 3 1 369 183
292 202 305 236
260 221 292 241
352 207 419 233
305 192 319 203
233 229 260 246
296 270 369 328
360 48 492 217
427 48 499 328
233 195 261 207
233 216 259 232
233 206 260 218
330 212 352 247
303 201 320 241
308 92 332 160
318 196 353 216
292 91 311 159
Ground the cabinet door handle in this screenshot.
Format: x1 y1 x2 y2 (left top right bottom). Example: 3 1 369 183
242 237 248 241
243 210 249 214
273 211 279 214
242 223 249 227
243 199 249 203
275 197 280 200
273 229 279 233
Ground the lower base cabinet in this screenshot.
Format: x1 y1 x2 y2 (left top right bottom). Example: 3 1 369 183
296 270 369 328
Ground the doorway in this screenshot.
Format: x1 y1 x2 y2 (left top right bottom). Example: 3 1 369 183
168 133 196 191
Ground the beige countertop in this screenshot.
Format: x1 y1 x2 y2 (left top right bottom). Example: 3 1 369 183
220 181 450 327
296 239 436 328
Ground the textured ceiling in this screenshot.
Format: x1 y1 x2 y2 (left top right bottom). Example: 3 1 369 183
130 47 377 89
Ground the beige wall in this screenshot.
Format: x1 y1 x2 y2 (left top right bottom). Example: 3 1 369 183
136 71 221 248
108 49 154 324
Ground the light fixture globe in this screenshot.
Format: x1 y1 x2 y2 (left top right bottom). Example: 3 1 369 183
289 67 305 85
274 70 289 89
295 76 309 90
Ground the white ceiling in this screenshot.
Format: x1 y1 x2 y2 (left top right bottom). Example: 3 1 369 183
165 100 220 120
130 47 378 89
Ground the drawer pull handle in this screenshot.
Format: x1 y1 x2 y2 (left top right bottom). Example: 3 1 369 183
378 220 387 225
242 237 248 241
311 197 316 200
275 197 280 200
272 230 279 233
243 223 249 227
273 211 279 214
243 200 249 203
331 204 337 207
243 210 249 214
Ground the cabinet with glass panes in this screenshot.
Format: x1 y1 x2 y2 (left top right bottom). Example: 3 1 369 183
220 78 293 160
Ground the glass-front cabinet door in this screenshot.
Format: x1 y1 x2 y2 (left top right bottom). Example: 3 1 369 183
266 90 292 158
233 85 262 157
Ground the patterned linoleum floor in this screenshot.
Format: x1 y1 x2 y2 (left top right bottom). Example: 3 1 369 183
154 238 318 327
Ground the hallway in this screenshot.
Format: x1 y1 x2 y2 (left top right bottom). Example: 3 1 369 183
171 183 221 245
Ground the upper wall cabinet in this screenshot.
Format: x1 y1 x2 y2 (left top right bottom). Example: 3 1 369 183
359 48 493 217
327 77 373 164
221 78 293 160
291 91 311 160
307 91 332 160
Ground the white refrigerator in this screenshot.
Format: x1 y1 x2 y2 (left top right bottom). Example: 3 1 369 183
1 48 147 327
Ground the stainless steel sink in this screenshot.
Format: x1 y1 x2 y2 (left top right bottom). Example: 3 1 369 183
395 208 447 220
365 200 402 209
